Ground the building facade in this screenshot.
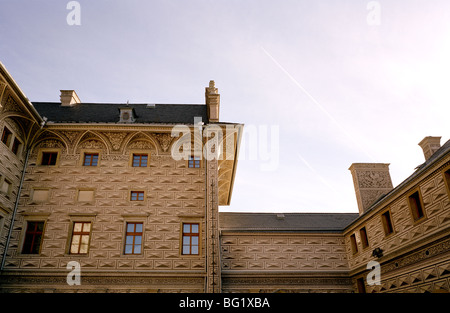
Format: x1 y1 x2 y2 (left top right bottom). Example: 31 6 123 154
0 62 449 293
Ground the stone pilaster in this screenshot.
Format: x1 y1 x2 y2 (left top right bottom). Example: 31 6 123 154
205 158 221 293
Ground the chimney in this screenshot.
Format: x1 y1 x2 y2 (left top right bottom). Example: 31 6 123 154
60 90 81 107
418 136 441 161
205 80 220 123
349 163 394 215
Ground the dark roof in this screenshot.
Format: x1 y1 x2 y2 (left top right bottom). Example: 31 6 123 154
32 102 209 124
219 212 359 233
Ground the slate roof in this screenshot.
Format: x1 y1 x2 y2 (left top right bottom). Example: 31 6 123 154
32 102 209 124
219 212 360 233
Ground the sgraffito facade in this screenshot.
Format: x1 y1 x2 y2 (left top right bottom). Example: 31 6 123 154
0 62 449 293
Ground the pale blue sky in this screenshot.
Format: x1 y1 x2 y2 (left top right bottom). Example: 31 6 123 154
1 1 449 213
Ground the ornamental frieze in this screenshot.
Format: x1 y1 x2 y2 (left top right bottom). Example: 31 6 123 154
153 133 174 152
0 275 204 286
381 237 450 274
101 131 129 151
222 277 352 286
3 95 22 114
357 171 393 189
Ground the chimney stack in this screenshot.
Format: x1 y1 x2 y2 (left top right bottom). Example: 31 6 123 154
418 136 441 161
349 163 394 215
60 90 81 107
205 80 220 123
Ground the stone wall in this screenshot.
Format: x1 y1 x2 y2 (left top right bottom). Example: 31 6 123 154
345 156 450 293
1 127 210 292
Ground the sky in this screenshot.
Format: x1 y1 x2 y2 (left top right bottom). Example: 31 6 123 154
0 0 449 213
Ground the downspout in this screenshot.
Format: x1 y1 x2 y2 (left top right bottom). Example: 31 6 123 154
0 117 46 271
204 124 208 293
0 147 31 271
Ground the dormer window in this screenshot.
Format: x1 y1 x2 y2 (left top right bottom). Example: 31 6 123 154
119 107 136 123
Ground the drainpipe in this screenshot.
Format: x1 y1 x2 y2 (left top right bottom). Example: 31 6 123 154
203 123 208 293
0 117 46 271
0 147 31 271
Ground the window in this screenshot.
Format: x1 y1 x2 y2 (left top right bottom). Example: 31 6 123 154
356 278 366 293
1 127 12 146
77 190 94 202
0 214 4 235
0 179 11 196
182 223 199 255
22 221 45 254
381 210 394 236
32 189 49 202
360 227 369 249
70 222 92 254
41 152 58 165
124 222 143 255
188 155 201 168
350 234 358 254
132 154 148 167
83 153 99 166
11 138 21 155
445 167 450 198
130 191 144 201
408 190 425 222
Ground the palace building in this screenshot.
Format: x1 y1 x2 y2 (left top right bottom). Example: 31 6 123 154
0 62 449 293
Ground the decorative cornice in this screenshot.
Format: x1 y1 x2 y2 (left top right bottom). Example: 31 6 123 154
222 276 352 286
0 274 205 286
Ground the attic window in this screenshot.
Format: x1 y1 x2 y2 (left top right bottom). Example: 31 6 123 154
381 210 394 236
1 127 12 146
408 190 425 222
119 107 136 123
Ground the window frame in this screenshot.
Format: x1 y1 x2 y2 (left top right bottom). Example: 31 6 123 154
181 222 200 256
0 211 5 237
76 189 95 202
128 150 151 168
83 153 99 166
350 233 358 255
0 177 12 198
21 220 46 255
124 222 144 255
407 188 426 223
130 190 145 201
132 153 149 168
1 126 12 147
187 155 201 168
69 221 92 255
442 165 450 200
381 209 395 237
31 188 50 203
359 226 370 249
356 277 366 293
39 150 59 166
11 137 22 155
